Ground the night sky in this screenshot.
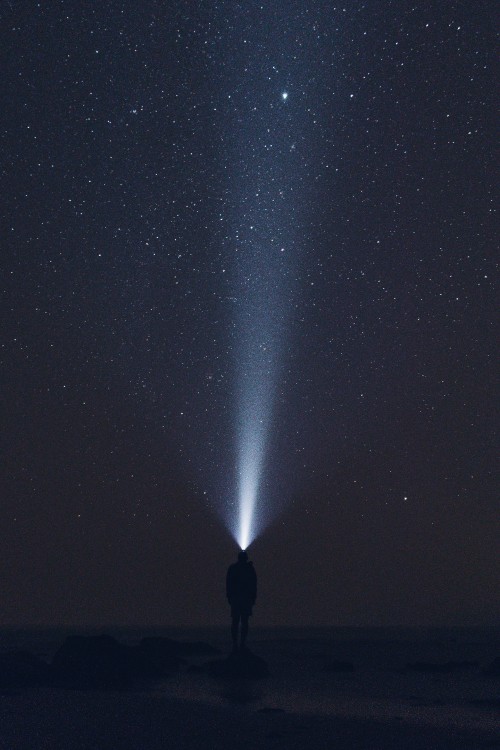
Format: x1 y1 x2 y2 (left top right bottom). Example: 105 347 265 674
1 1 497 628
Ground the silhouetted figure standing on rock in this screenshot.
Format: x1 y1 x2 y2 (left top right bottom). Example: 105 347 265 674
226 550 257 652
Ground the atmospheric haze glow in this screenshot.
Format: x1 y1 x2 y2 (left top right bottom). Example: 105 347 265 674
218 107 301 550
228 228 291 550
206 8 305 551
235 344 276 549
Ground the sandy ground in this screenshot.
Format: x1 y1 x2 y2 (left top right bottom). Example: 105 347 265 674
0 629 498 749
0 686 498 750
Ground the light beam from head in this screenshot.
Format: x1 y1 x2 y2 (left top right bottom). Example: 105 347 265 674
236 393 269 549
232 236 285 550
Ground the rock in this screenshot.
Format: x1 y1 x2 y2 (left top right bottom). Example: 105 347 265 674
186 663 206 674
470 698 500 709
52 634 179 688
140 636 218 659
0 651 51 688
207 649 269 679
405 660 477 674
0 634 219 691
483 658 500 677
323 660 355 673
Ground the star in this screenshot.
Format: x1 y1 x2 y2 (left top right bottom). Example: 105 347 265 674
281 91 288 101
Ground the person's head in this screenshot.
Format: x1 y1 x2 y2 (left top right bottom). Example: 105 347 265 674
238 549 248 563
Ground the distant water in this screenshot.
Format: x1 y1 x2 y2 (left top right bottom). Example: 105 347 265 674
1 625 498 660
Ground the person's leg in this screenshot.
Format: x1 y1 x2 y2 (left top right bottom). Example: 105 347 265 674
231 612 240 652
240 614 249 650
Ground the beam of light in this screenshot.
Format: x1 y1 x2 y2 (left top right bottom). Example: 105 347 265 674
238 473 255 550
203 232 292 551
230 231 289 550
204 7 306 551
236 357 273 549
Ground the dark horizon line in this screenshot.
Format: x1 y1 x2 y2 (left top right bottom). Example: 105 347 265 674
1 623 499 632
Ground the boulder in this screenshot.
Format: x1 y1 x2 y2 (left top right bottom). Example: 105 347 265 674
483 657 500 677
139 636 218 660
405 660 477 674
323 660 355 673
470 698 500 709
52 634 178 687
0 650 51 688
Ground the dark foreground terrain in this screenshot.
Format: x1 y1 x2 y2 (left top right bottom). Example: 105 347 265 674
0 628 498 749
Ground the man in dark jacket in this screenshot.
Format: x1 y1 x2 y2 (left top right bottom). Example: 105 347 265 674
226 550 257 652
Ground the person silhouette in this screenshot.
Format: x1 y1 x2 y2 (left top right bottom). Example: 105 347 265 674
226 549 257 653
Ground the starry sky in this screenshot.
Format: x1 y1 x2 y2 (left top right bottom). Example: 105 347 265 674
1 1 497 628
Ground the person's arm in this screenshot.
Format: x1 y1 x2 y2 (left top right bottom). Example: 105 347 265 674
226 567 232 602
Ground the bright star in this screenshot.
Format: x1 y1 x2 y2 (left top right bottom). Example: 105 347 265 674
282 92 288 101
